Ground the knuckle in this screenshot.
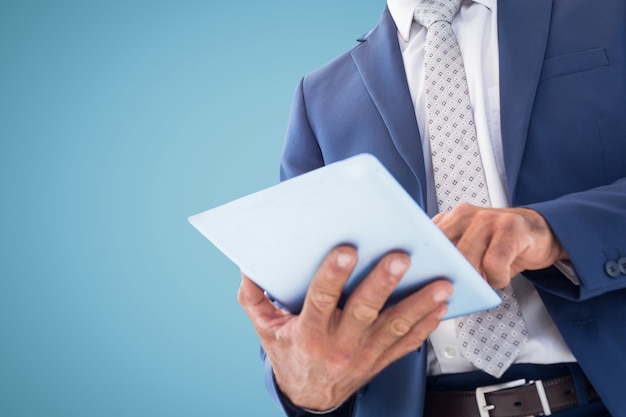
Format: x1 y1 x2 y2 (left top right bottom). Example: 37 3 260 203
453 202 476 217
389 318 413 337
311 289 339 312
352 303 380 323
472 207 493 223
498 217 517 233
497 211 526 233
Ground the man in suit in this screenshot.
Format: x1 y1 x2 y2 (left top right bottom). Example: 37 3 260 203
238 0 626 416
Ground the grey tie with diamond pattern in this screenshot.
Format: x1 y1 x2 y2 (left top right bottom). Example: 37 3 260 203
414 0 528 378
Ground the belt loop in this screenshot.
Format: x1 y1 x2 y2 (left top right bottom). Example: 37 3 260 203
566 363 589 406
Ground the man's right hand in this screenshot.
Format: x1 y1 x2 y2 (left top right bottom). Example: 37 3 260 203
237 245 453 412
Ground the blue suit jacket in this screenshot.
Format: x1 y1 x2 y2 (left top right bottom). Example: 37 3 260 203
265 1 626 416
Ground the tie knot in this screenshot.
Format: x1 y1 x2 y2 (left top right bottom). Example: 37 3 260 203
414 0 463 27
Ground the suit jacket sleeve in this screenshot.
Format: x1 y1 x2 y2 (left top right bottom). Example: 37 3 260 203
279 78 325 182
525 178 626 301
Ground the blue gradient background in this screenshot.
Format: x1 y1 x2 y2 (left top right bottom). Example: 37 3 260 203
0 1 384 416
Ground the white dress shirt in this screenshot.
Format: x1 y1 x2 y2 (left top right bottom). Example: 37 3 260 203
387 0 576 375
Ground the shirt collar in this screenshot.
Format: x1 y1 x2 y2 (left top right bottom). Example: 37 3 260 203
387 0 496 42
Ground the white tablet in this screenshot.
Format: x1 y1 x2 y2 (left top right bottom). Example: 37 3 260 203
189 153 500 318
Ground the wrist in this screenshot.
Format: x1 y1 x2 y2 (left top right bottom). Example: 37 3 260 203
520 207 569 262
273 372 354 416
275 379 355 417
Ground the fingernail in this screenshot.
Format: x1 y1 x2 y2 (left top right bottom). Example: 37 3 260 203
433 287 452 303
388 257 410 276
336 251 355 268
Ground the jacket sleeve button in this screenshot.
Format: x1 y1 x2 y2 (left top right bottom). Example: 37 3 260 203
618 257 626 275
605 261 621 278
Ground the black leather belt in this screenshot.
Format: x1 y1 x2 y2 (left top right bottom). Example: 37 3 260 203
424 374 599 417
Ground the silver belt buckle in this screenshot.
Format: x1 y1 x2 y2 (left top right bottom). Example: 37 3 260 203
475 378 552 417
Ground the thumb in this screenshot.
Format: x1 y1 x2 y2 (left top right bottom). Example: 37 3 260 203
238 274 292 335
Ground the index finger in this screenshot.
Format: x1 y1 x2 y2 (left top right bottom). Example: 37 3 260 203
299 245 357 333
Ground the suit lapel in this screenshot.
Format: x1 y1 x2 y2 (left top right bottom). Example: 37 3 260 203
353 3 555 204
351 8 428 203
498 0 553 200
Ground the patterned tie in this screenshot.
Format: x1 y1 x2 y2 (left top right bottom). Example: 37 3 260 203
414 0 528 378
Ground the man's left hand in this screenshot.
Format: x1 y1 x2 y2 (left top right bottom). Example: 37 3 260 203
433 203 568 288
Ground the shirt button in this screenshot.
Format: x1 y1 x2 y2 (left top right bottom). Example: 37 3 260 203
443 347 457 359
